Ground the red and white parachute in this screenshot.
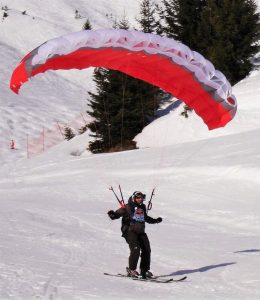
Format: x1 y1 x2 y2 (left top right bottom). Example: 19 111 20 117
10 29 237 130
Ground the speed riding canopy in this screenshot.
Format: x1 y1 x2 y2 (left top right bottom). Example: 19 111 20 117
10 29 237 130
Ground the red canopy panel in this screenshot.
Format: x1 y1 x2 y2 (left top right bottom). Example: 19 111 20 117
10 29 237 130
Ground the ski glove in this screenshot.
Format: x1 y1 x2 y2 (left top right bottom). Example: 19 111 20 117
108 210 116 220
156 217 163 223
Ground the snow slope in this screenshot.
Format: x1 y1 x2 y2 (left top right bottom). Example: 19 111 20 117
0 126 260 299
135 0 260 147
0 1 260 299
135 69 260 147
0 0 147 164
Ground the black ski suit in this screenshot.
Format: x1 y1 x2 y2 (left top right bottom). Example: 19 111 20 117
108 198 161 274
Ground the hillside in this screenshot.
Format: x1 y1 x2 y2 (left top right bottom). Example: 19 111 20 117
0 117 260 299
1 0 258 164
0 1 260 299
0 0 146 164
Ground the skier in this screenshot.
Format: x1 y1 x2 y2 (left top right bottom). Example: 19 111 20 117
10 139 15 150
107 191 162 279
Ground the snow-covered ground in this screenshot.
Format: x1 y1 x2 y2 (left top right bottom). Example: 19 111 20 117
135 69 260 147
1 124 260 299
0 0 152 164
0 0 260 299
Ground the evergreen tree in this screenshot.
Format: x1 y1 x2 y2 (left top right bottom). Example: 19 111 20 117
158 0 206 49
75 10 81 19
195 0 260 84
83 19 92 30
78 124 88 135
159 0 260 85
87 11 161 153
87 68 119 152
113 12 130 30
180 104 193 118
136 0 158 33
64 126 75 140
3 11 8 19
87 68 159 153
87 69 133 152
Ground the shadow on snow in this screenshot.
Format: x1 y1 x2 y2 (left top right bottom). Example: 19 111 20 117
159 262 236 277
234 249 260 253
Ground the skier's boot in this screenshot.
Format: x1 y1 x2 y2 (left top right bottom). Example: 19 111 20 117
126 267 139 278
146 270 154 278
140 269 153 279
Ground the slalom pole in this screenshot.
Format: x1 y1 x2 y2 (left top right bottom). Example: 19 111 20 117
109 186 125 208
147 188 155 213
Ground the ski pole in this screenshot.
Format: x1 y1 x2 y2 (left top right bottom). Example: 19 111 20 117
109 186 125 208
118 185 125 204
147 188 155 213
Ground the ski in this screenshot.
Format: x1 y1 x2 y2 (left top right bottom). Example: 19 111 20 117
104 272 187 283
